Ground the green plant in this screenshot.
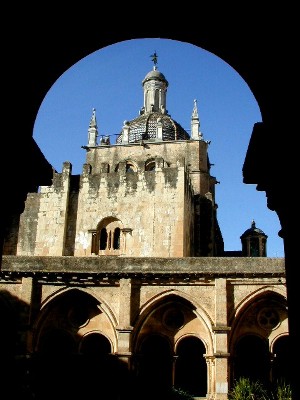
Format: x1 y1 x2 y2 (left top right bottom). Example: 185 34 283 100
229 377 292 400
268 379 292 400
228 377 268 400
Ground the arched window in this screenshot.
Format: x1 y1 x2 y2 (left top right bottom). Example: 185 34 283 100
145 160 156 171
126 161 137 173
94 217 124 255
115 160 138 173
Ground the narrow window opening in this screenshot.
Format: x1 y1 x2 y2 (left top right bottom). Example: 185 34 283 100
250 238 259 257
99 228 107 250
113 228 121 249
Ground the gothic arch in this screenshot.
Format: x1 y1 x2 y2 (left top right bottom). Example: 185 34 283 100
37 286 119 330
229 290 289 388
229 286 287 328
132 294 210 398
31 288 118 354
132 291 213 356
138 288 214 330
229 290 288 344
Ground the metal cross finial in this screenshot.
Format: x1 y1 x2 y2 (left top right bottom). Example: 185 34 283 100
150 51 158 67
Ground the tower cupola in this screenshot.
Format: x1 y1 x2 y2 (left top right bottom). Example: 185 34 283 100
116 52 190 144
141 61 168 114
240 220 268 257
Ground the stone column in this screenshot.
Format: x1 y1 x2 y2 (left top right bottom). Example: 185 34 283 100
20 276 42 354
213 278 231 399
116 278 133 366
205 355 215 398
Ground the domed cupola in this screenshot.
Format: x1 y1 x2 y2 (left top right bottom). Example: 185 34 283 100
141 66 168 114
116 52 190 144
240 220 268 257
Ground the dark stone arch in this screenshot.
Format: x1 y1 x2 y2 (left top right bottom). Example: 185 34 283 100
234 335 270 386
137 334 173 393
80 332 111 356
272 335 291 385
30 289 122 399
33 288 101 352
175 335 207 397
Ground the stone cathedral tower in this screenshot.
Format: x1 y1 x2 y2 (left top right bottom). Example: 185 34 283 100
11 59 223 259
0 56 288 400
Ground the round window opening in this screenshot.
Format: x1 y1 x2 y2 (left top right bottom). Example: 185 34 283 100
257 307 280 330
163 307 185 330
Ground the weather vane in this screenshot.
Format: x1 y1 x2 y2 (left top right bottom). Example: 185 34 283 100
150 51 158 67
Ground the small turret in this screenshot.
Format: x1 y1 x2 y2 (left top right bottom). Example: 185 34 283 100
240 220 268 257
142 60 168 115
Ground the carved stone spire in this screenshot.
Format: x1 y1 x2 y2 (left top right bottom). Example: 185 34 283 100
191 99 203 140
87 108 98 147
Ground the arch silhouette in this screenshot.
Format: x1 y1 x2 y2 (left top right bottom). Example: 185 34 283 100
2 22 298 399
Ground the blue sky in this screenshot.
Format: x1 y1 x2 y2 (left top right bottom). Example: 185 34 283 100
33 38 284 257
